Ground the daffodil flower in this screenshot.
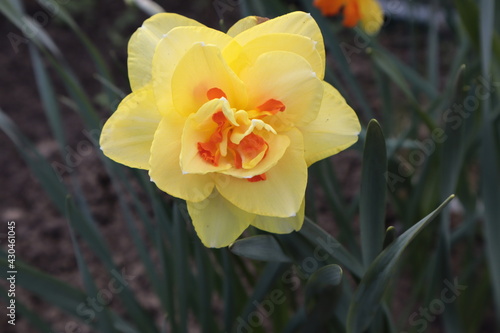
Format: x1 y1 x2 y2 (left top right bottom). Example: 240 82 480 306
313 0 384 35
100 11 361 247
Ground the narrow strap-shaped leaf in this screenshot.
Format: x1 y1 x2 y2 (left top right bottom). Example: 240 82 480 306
0 110 67 212
360 120 387 268
346 195 455 333
172 203 189 333
66 197 117 333
479 0 500 326
432 63 468 333
237 262 291 331
311 160 358 253
454 0 500 60
34 0 117 105
194 239 218 333
370 48 437 131
29 43 66 148
221 248 236 331
426 0 440 88
359 120 388 333
0 254 141 332
299 218 364 279
370 42 439 100
0 0 60 55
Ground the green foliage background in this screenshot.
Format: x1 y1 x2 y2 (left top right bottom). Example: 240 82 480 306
1 0 499 332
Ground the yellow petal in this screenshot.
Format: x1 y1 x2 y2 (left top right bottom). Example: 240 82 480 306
225 33 324 78
227 16 260 37
100 85 161 169
216 128 307 218
240 33 324 78
233 11 325 67
151 26 235 115
187 189 254 248
128 13 203 91
359 0 384 35
299 82 361 166
239 51 323 128
252 200 305 234
149 114 215 202
170 43 248 116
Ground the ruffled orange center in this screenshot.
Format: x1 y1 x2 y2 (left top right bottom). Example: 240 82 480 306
197 88 286 182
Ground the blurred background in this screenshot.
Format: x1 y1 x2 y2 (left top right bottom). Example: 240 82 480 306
1 0 499 332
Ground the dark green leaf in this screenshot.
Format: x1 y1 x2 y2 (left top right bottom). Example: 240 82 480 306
479 0 500 326
304 265 343 331
66 197 116 333
360 120 387 268
299 218 364 279
382 226 396 249
230 235 292 263
346 195 455 333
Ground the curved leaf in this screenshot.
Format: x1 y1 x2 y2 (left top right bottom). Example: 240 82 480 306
346 195 455 333
230 235 292 263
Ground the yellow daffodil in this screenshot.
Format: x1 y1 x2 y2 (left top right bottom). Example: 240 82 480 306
313 0 384 35
100 11 361 248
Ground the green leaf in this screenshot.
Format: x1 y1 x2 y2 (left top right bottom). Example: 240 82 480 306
432 63 468 333
311 160 358 253
299 218 364 279
426 0 440 88
65 186 157 333
0 0 60 55
346 195 455 333
360 120 387 268
0 109 67 213
33 0 117 105
66 197 117 333
0 256 84 310
230 235 292 263
304 264 343 304
360 121 389 333
194 239 218 333
29 43 66 148
172 203 189 333
238 262 291 331
382 226 396 250
372 43 438 100
479 0 500 326
304 265 343 330
370 49 415 104
369 48 437 131
454 0 500 60
0 254 140 332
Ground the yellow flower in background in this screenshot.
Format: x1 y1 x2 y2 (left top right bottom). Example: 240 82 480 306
313 0 384 35
100 11 361 248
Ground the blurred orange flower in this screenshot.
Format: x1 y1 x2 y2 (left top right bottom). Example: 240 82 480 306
314 0 383 34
